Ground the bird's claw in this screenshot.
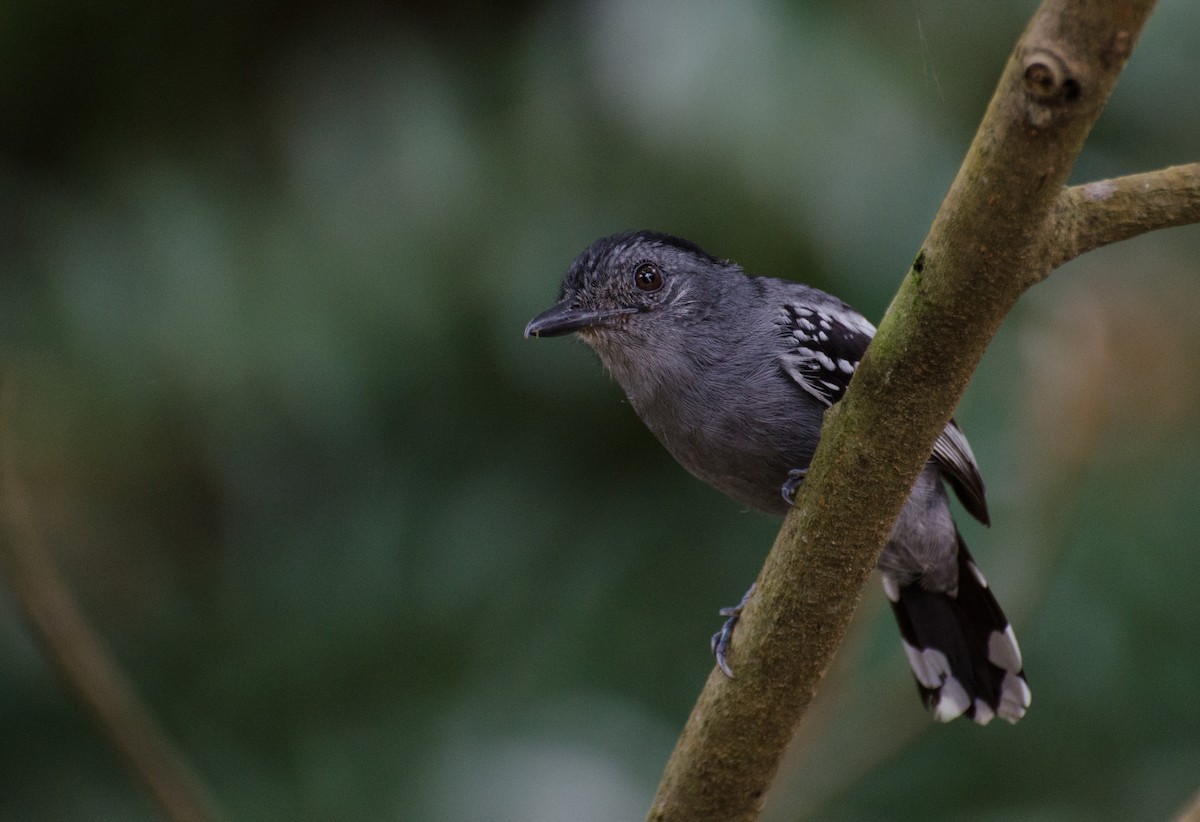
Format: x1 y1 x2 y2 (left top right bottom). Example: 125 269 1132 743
711 622 737 678
781 467 808 506
710 583 756 678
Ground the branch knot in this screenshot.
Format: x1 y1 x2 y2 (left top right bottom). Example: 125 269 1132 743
1022 47 1081 126
1023 48 1081 101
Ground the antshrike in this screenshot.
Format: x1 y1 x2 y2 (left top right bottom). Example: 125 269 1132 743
525 231 1030 725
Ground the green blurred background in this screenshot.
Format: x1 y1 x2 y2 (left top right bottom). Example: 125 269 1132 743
2 1 1199 819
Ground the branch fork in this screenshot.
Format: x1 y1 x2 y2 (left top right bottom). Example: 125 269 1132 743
649 2 1200 819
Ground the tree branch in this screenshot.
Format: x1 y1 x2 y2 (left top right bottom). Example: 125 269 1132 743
649 1 1174 819
1046 163 1200 271
0 388 223 822
1176 786 1200 822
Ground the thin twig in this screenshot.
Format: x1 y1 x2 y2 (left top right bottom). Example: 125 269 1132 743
1045 163 1200 272
0 386 223 822
1176 786 1200 822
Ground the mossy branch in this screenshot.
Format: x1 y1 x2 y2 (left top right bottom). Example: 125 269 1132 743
649 1 1188 819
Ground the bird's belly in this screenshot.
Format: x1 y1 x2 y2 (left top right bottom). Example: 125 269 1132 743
655 416 816 517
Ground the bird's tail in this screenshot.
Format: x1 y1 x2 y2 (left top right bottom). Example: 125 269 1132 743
882 537 1030 725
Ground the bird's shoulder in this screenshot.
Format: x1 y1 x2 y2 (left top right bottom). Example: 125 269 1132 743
756 277 875 407
751 276 990 524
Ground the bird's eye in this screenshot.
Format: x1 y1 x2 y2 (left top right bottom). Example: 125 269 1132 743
634 262 663 292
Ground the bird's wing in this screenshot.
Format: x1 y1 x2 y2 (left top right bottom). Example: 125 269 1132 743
776 296 875 407
931 419 990 525
776 293 989 524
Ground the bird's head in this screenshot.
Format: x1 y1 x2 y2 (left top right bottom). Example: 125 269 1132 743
524 231 731 349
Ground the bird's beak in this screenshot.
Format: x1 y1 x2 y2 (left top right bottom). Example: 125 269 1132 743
524 303 635 338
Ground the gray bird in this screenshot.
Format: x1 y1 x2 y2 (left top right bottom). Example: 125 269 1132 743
525 230 1030 725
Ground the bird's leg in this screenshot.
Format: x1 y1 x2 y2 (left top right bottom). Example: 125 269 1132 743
708 469 806 676
780 467 808 506
710 582 755 678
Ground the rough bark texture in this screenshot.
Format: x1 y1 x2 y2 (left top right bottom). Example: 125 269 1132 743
648 1 1168 820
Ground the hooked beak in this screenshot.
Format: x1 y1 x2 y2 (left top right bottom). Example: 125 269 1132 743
523 302 636 338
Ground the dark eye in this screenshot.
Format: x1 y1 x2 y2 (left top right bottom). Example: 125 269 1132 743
634 262 663 292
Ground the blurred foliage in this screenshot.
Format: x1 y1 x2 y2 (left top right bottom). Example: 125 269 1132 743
1 1 1199 820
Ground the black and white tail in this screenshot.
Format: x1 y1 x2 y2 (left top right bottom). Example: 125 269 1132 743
882 538 1030 725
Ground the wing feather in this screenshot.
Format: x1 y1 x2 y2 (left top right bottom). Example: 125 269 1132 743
775 291 989 525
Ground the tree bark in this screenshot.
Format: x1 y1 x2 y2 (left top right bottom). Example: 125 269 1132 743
1047 163 1200 271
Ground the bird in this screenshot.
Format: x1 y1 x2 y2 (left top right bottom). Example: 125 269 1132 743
524 230 1030 725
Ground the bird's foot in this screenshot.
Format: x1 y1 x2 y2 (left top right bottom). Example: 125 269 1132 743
710 583 756 678
780 467 808 506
